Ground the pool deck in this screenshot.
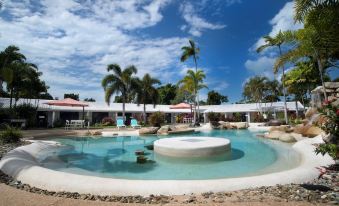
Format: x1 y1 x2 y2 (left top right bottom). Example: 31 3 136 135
0 129 334 196
0 183 324 206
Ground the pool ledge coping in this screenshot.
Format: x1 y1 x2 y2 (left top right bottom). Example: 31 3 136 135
0 136 334 196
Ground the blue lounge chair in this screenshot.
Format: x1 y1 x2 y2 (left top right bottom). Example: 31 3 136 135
116 118 126 130
131 119 141 129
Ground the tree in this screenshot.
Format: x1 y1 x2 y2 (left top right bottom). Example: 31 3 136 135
178 69 207 124
64 93 79 100
157 84 177 105
39 92 53 100
135 74 161 123
284 60 330 107
171 88 195 105
242 76 282 115
3 62 39 108
206 90 228 105
180 39 203 122
102 64 138 121
275 1 339 101
84 98 95 102
257 31 292 124
0 45 26 93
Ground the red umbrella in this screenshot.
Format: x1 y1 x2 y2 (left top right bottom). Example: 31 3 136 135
44 98 89 120
169 103 193 109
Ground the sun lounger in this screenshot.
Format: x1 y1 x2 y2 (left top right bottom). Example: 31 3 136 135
131 119 141 129
116 118 126 130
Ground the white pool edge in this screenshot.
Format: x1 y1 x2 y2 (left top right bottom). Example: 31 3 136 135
0 136 334 196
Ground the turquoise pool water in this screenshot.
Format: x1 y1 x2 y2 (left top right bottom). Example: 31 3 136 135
40 130 301 180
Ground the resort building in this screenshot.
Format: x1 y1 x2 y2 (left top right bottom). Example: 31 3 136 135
0 98 304 127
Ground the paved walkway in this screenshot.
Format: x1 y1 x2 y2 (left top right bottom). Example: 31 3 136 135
0 183 327 206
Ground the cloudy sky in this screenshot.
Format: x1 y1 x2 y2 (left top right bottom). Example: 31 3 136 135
1 0 336 103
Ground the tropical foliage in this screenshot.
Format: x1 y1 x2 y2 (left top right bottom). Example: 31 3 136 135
315 101 339 160
178 69 207 124
256 31 291 124
148 111 165 127
64 93 79 100
273 1 339 101
102 64 138 121
180 39 205 124
242 76 282 115
207 90 228 105
158 84 177 105
135 73 161 123
0 124 23 144
84 98 96 102
0 45 51 110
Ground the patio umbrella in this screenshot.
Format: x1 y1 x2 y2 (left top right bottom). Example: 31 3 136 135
44 98 89 120
169 103 193 109
170 103 194 123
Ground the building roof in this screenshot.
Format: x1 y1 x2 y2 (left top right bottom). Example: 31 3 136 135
0 98 304 113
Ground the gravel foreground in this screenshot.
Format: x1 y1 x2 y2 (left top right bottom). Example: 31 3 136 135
0 141 338 205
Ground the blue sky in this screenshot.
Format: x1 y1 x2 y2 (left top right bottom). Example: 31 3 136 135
0 0 337 103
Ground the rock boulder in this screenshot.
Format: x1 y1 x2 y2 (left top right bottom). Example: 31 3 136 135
139 127 159 135
279 133 296 143
231 122 248 129
157 125 171 135
264 130 285 140
303 126 323 138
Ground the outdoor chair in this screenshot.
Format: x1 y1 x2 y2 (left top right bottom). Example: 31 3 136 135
131 119 141 129
65 120 70 130
116 119 126 130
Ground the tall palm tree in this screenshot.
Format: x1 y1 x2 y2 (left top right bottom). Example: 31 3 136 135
180 39 202 123
242 76 269 115
0 46 26 91
102 64 138 121
273 28 336 101
178 69 207 124
257 31 290 124
135 74 161 123
3 62 38 109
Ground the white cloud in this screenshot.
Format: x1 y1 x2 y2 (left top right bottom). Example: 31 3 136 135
0 0 189 102
252 1 303 52
244 56 276 78
245 1 303 79
180 2 226 37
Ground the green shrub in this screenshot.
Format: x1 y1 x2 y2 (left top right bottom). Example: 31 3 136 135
102 117 115 126
14 103 37 127
53 119 64 127
207 112 220 122
0 124 23 144
149 112 165 127
314 101 339 160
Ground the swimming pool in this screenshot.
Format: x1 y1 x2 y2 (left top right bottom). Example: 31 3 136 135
39 130 301 180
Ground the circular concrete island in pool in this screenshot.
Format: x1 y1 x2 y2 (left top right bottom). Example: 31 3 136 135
154 137 231 157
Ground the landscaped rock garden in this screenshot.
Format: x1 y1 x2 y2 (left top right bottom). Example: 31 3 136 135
139 125 195 136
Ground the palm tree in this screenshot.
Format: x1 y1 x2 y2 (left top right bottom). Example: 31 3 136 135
178 69 207 124
3 62 38 109
135 74 161 123
273 28 337 101
180 39 202 123
242 76 269 115
0 46 26 91
102 64 138 121
257 31 290 124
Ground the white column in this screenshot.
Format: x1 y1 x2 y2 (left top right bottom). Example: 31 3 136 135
47 111 53 127
246 112 251 123
203 113 208 123
87 111 93 123
170 113 175 124
52 111 56 127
